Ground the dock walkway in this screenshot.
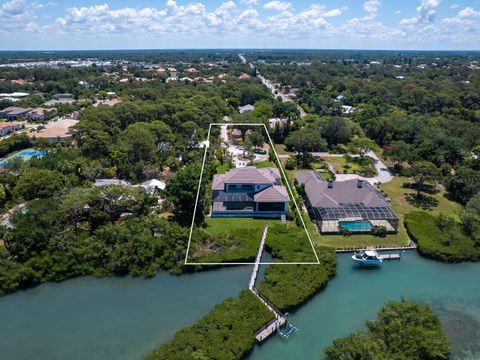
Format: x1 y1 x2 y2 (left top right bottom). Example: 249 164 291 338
248 225 287 342
379 253 401 260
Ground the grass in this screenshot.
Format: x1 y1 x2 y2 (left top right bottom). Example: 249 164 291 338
324 156 363 174
190 218 271 262
215 162 231 174
254 160 276 168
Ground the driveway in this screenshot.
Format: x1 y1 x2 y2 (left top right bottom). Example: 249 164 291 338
333 151 393 184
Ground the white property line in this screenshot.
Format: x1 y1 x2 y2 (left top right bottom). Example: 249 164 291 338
184 123 320 265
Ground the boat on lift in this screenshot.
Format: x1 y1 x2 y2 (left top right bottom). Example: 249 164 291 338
352 250 382 266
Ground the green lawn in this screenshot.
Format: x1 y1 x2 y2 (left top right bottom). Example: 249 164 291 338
190 218 271 262
324 156 363 174
254 160 276 168
216 162 231 174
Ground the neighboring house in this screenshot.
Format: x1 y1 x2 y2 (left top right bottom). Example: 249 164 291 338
341 105 355 114
336 95 345 101
211 167 290 218
44 98 77 106
137 179 166 195
55 93 74 99
239 72 251 79
26 107 58 121
268 117 287 128
94 179 130 187
238 104 255 114
28 117 78 142
295 172 398 234
0 106 32 120
0 122 21 136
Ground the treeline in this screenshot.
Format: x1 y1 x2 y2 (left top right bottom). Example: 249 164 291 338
325 298 451 360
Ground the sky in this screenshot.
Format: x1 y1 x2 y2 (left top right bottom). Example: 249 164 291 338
0 0 479 50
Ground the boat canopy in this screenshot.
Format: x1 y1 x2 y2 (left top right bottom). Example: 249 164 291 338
365 250 377 257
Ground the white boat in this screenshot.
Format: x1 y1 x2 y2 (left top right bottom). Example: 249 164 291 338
352 250 382 266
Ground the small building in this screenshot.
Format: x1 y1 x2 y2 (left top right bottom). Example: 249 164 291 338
211 167 289 218
239 72 251 79
341 105 355 114
0 107 32 120
238 104 255 114
26 107 58 121
138 179 166 195
55 93 74 99
336 95 345 101
44 98 77 106
94 179 130 187
295 172 398 234
28 117 78 142
0 122 21 136
268 117 287 128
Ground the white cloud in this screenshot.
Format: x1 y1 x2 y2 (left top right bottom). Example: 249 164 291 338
400 0 441 25
395 10 401 14
241 0 258 4
457 7 480 18
263 0 291 12
450 4 459 10
363 0 380 19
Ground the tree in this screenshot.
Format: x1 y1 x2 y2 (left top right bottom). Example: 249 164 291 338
405 161 441 198
445 168 480 204
250 131 264 149
164 163 205 225
14 168 66 200
60 188 91 234
251 101 273 121
348 136 379 160
384 140 415 167
284 127 326 155
322 117 352 146
326 299 451 360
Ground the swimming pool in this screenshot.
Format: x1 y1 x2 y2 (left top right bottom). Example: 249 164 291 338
0 148 45 167
338 220 373 231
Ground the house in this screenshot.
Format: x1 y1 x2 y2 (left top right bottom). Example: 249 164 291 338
0 107 32 120
238 104 255 114
28 117 78 142
186 67 199 73
138 179 166 195
0 122 22 136
295 172 398 234
94 179 130 187
341 105 355 114
239 72 251 79
44 98 77 106
26 107 58 121
55 93 74 99
211 167 290 218
268 118 287 128
336 95 345 101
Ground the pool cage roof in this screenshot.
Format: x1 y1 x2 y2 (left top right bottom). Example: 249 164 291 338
312 203 399 221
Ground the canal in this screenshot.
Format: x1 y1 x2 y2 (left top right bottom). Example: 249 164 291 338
0 252 479 359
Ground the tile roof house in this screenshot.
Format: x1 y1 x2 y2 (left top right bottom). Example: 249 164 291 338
295 172 398 233
26 107 58 121
0 106 32 120
0 122 21 136
238 104 255 114
212 167 289 218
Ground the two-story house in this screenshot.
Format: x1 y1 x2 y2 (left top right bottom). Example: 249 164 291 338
211 167 290 218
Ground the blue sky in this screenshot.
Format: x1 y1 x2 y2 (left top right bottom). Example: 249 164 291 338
1 0 479 50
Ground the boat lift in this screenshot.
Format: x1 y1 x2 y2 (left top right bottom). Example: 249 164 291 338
277 313 298 339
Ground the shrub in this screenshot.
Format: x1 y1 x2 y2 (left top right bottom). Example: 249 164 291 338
372 225 387 237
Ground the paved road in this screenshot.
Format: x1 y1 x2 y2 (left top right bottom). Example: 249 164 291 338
238 54 306 118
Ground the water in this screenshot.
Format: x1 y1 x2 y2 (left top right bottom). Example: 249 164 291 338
0 266 251 360
338 220 373 231
0 252 479 360
250 252 480 360
0 148 45 167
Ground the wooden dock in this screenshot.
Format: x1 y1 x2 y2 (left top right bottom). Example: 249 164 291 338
378 253 401 260
248 225 288 342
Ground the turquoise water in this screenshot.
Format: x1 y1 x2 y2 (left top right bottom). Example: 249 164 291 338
338 220 373 231
250 252 480 360
0 267 251 360
0 148 45 167
0 252 479 359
